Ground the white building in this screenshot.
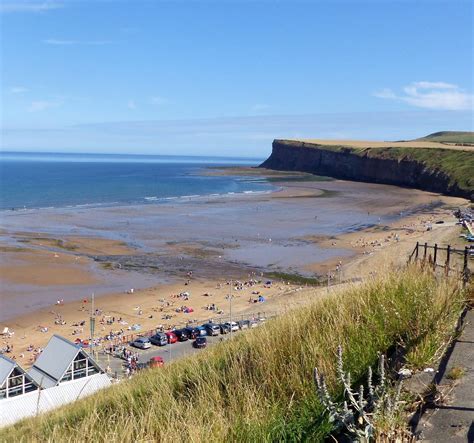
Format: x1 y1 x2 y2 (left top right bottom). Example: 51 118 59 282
0 335 111 428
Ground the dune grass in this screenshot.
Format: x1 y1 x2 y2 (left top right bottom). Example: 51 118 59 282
1 266 465 442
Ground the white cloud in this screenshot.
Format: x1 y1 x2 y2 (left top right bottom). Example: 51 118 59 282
9 86 29 94
374 81 473 111
150 96 168 105
27 100 60 112
0 1 63 13
43 39 112 46
127 100 137 110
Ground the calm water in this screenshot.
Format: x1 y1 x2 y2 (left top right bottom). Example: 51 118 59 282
0 152 271 210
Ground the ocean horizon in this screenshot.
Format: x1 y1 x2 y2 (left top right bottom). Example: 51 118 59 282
0 151 271 211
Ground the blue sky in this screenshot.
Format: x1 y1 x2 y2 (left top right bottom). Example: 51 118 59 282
1 0 473 157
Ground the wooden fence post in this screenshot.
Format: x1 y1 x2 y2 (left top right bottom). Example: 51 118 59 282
463 246 470 287
446 245 451 275
423 242 428 261
415 242 419 260
433 243 438 269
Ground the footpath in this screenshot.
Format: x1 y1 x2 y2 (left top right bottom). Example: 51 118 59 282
414 309 474 442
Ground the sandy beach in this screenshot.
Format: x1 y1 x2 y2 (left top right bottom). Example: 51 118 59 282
0 174 469 366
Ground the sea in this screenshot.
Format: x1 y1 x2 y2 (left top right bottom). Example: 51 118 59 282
0 152 272 211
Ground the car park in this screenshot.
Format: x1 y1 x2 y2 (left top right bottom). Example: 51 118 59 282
131 337 151 350
219 323 231 334
184 327 200 339
224 321 239 332
193 336 207 348
197 326 208 336
174 329 190 342
238 320 250 330
150 332 168 346
165 331 178 344
149 356 165 368
203 323 220 336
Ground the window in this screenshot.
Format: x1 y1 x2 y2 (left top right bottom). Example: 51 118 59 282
73 357 87 379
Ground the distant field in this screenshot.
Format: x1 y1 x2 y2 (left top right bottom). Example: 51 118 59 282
418 131 474 144
297 137 473 152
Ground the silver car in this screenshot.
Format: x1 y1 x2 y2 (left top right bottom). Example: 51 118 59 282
224 321 239 332
203 323 220 336
131 337 151 349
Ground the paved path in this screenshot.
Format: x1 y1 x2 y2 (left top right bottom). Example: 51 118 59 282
417 310 474 442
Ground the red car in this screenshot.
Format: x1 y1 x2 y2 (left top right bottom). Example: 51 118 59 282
165 331 178 344
149 356 165 368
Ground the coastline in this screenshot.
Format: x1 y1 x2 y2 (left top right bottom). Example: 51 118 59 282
0 173 469 366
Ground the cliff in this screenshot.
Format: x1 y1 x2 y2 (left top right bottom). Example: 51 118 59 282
260 138 474 201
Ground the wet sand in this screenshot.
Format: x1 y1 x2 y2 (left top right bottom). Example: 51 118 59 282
0 175 469 366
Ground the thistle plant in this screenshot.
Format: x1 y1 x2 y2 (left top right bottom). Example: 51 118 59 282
314 346 404 442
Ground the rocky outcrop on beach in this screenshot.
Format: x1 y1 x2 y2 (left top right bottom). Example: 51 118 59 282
260 139 474 200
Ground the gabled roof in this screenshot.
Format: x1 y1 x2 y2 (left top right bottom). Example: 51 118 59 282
27 335 101 388
0 355 17 387
0 354 40 391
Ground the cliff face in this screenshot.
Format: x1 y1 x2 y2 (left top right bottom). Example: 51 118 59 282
260 140 473 200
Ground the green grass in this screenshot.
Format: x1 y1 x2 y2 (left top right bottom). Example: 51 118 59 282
278 140 474 195
266 271 323 285
1 266 465 442
417 131 474 144
362 147 474 194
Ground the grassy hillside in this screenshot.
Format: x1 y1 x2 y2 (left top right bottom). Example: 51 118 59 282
417 131 474 144
363 146 474 194
1 267 465 442
275 138 474 196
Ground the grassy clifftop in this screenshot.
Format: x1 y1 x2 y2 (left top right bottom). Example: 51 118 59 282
417 131 474 144
265 134 474 199
1 267 465 442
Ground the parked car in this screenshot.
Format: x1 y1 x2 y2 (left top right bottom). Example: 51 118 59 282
219 323 231 334
203 323 220 336
131 337 151 350
174 329 190 342
193 336 207 349
165 331 178 344
197 326 208 336
238 320 250 330
150 332 168 346
224 321 239 332
149 356 165 368
184 327 200 339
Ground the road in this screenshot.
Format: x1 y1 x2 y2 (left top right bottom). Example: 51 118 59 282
95 328 248 377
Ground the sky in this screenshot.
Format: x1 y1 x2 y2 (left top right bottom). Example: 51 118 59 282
1 0 473 157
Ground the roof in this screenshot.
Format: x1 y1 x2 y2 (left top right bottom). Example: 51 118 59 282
0 355 40 392
26 367 58 389
0 355 16 386
27 334 101 388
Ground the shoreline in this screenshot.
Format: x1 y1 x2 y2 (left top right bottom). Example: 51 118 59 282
1 174 469 366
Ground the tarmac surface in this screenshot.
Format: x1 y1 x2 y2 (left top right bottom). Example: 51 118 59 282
416 310 474 442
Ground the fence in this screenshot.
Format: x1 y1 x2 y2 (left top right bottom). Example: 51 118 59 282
408 241 472 285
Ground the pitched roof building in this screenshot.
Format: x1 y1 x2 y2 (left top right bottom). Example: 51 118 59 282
27 335 102 389
1 335 111 428
0 355 39 400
